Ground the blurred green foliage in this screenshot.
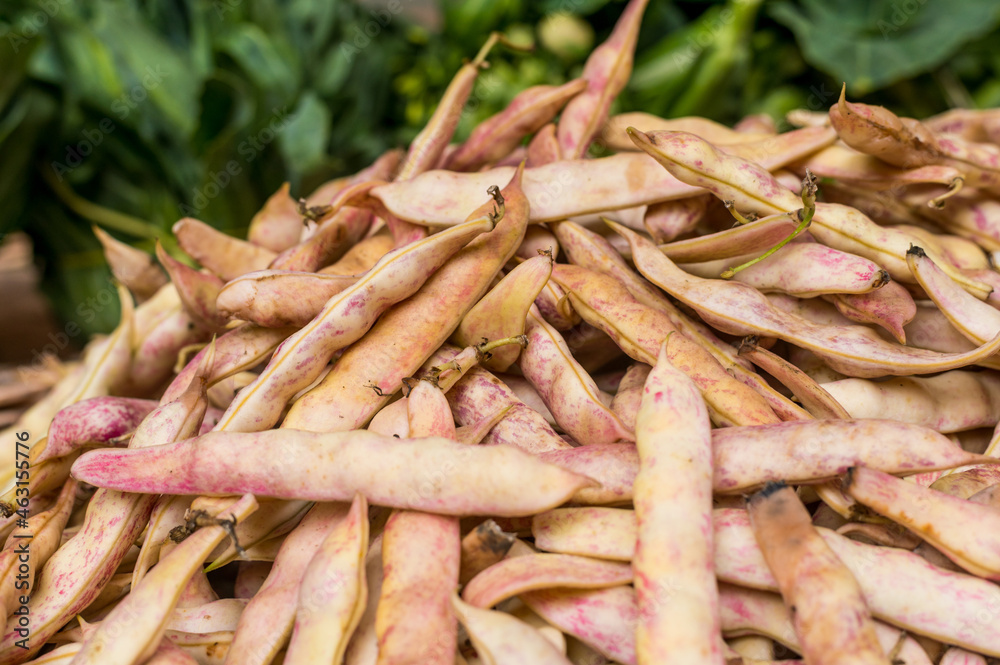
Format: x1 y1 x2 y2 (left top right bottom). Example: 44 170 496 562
2 0 999 335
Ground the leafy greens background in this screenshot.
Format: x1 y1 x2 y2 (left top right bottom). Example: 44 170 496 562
2 0 999 335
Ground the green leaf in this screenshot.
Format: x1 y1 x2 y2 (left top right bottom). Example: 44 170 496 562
0 90 57 238
41 13 125 103
27 202 121 337
540 0 610 15
0 32 37 115
770 0 1000 95
278 92 330 177
218 23 300 105
89 3 202 139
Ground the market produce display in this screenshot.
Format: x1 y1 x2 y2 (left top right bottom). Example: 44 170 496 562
5 0 1000 662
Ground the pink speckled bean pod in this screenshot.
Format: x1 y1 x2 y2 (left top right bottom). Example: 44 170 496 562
898 306 1000 371
518 305 633 446
234 562 271 600
124 294 208 399
824 279 916 344
846 466 1000 580
526 123 560 167
712 418 991 492
551 221 804 422
617 221 1000 377
907 246 1000 345
214 214 493 433
282 167 528 433
537 445 637 505
627 127 991 298
0 341 218 662
925 107 1000 141
534 505 1000 653
0 490 159 662
921 229 991 272
532 507 635 561
718 507 1000 657
830 90 1000 192
454 255 552 372
533 279 580 331
642 195 709 243
715 125 839 171
603 113 769 152
719 583 933 665
318 231 393 276
216 270 359 328
746 485 887 665
373 380 460 665
520 586 635 664
916 191 1000 252
205 499 310 572
132 495 193 588
269 150 401 272
0 478 75 621
0 285 134 494
130 341 213 449
141 638 201 664
284 494 368 665
269 204 372 272
224 501 351 665
173 218 276 281
168 599 247 634
71 429 592 517
161 324 293 405
822 370 1000 433
798 144 964 191
92 226 167 302
940 647 989 665
736 338 850 420
891 224 990 270
246 183 302 253
40 396 157 463
446 366 572 455
451 595 572 665
72 494 258 665
556 0 649 159
374 125 835 228
395 41 495 179
462 553 631 610
683 242 889 297
608 363 650 431
395 416 985 506
155 244 228 332
373 153 699 226
446 79 587 172
551 263 784 426
932 466 1000 499
827 88 939 169
660 212 801 263
633 339 722 665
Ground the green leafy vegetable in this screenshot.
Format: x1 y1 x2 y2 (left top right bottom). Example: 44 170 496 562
770 0 1000 95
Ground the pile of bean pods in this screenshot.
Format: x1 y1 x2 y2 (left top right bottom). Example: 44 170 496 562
6 0 1000 663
